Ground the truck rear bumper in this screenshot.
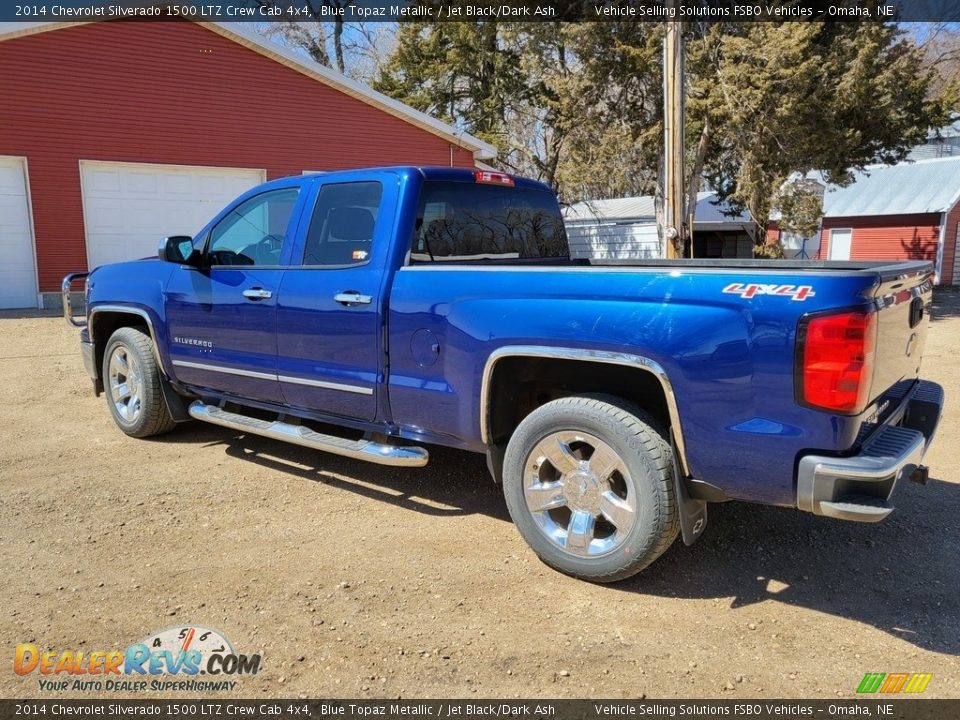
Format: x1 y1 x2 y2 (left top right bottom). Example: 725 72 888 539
796 379 943 522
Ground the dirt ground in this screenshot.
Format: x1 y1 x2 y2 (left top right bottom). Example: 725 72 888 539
2 290 959 701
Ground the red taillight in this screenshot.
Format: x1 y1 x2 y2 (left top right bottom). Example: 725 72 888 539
474 170 515 186
800 310 877 414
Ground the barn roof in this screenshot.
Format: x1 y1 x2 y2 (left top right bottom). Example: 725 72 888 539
823 156 960 217
0 20 497 160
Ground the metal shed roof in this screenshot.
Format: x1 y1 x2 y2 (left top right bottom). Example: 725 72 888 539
564 192 749 225
564 195 656 222
823 156 960 217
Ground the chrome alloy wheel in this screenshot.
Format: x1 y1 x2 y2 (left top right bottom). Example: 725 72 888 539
523 431 637 558
108 344 143 424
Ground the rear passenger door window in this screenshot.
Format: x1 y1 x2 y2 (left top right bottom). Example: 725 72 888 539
301 182 383 266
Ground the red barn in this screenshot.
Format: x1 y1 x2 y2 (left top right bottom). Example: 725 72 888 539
0 21 495 308
817 158 960 285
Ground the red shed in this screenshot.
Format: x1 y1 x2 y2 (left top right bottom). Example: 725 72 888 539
816 158 960 285
0 21 495 308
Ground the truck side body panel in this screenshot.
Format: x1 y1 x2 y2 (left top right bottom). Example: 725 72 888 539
387 265 887 507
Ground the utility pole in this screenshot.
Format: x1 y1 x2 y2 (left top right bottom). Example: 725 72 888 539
662 10 685 259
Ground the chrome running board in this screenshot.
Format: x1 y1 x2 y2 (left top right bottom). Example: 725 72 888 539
188 401 429 468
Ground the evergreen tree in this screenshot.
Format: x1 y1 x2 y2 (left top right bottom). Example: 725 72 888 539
374 19 942 243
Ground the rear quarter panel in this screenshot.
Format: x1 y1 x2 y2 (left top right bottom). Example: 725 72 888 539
387 266 880 506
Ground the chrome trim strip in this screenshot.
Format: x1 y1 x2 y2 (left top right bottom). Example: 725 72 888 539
173 359 374 395
88 305 168 376
188 401 428 467
173 359 276 381
278 374 373 395
479 345 690 476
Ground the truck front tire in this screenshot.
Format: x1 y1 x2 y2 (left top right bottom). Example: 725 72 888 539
102 327 177 438
502 394 679 582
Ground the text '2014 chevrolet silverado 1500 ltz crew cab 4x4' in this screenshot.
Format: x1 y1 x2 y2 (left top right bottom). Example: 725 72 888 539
63 166 944 582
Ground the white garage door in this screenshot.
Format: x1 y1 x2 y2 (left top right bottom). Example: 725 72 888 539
0 157 38 309
80 161 265 270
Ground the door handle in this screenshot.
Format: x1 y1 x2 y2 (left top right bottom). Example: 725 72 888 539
242 287 273 300
334 291 372 306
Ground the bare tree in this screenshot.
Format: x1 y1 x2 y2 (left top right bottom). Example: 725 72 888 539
256 1 382 79
911 22 960 99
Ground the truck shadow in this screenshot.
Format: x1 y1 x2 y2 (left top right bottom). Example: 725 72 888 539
628 476 960 655
163 425 960 655
175 425 508 521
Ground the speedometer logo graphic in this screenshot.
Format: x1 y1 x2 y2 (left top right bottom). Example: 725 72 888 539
139 625 235 660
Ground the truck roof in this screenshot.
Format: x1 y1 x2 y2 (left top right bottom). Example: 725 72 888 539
255 166 554 194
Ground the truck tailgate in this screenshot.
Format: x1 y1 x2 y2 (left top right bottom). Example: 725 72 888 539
869 265 934 409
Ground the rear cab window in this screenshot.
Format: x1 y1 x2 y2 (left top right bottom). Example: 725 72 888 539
411 181 569 264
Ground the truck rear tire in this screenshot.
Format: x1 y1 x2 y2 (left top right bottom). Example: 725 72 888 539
502 394 679 582
102 327 177 438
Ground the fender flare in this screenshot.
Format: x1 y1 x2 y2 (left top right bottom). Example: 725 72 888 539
89 305 190 423
479 345 691 478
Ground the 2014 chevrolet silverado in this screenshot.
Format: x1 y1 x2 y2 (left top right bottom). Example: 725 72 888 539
63 166 944 582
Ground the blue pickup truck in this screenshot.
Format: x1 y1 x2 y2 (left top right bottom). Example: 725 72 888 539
63 166 944 582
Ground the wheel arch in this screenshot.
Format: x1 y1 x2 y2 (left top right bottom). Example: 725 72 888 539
480 346 690 479
88 306 167 379
90 306 190 423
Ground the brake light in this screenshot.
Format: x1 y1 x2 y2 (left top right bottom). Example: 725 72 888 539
799 310 877 414
474 170 515 187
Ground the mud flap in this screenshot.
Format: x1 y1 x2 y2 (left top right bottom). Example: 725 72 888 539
672 433 707 546
159 373 191 423
486 444 505 484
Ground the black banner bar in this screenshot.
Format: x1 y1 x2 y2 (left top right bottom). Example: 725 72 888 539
3 699 958 720
4 1 960 24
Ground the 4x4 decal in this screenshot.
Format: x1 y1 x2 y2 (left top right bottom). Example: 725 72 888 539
722 282 816 301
